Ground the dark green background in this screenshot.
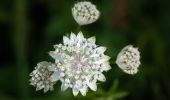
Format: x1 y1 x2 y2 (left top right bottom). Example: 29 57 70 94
0 0 170 100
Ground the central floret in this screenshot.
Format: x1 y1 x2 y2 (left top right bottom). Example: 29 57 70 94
70 56 83 72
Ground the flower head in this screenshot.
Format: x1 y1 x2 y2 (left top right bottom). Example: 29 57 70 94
49 32 111 96
29 61 56 93
116 45 141 75
72 1 100 25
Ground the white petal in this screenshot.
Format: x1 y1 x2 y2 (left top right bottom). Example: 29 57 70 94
49 51 56 58
104 65 111 71
103 55 111 61
88 36 96 44
70 32 76 40
77 31 84 40
97 73 106 82
94 56 110 64
43 87 49 93
96 47 107 53
50 71 60 82
95 56 111 64
75 80 83 89
87 81 97 91
124 45 133 51
49 51 63 61
38 61 50 67
80 86 88 96
61 83 69 91
36 87 42 91
90 54 99 57
63 36 70 45
72 87 79 96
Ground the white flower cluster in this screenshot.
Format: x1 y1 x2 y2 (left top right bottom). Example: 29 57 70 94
30 32 111 96
72 1 100 25
116 45 141 75
29 61 56 93
30 0 142 97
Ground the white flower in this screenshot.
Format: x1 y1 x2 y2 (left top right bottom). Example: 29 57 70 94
49 31 111 96
116 45 141 75
72 1 100 25
29 61 56 93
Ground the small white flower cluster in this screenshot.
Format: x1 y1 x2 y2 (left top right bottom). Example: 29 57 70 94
29 61 56 93
116 45 141 75
30 32 111 96
72 1 100 25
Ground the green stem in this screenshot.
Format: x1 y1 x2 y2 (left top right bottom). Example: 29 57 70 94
76 25 81 33
14 0 29 98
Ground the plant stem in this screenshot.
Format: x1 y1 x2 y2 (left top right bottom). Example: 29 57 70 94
76 25 81 33
14 0 29 98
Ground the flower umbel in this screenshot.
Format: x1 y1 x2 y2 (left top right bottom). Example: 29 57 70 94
30 61 56 93
49 32 111 96
72 1 100 25
116 45 141 75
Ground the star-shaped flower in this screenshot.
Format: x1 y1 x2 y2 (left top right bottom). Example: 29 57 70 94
49 32 111 96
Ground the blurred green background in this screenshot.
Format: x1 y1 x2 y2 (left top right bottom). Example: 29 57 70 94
0 0 170 100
